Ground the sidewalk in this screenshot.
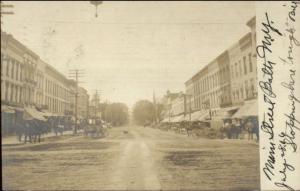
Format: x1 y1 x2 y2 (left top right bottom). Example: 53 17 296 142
1 130 80 145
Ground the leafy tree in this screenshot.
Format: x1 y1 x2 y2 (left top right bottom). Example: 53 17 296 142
104 102 129 126
132 100 155 125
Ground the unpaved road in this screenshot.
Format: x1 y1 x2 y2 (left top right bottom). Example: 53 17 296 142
2 126 260 190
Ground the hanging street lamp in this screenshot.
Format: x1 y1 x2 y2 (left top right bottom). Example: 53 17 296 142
90 1 102 18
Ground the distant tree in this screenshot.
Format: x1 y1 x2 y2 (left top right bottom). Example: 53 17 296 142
104 102 129 126
132 100 155 125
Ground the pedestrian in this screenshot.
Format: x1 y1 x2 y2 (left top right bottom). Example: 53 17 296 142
245 118 254 140
15 120 24 142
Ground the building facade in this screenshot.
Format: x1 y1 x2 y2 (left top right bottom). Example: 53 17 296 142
77 87 89 119
1 31 90 120
190 58 224 114
43 63 76 115
228 32 257 106
170 92 186 117
184 16 257 118
1 31 39 107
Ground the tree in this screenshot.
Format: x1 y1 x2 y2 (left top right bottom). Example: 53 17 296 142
104 102 129 126
132 100 155 125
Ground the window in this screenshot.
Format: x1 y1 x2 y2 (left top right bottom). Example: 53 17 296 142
226 66 229 81
16 63 19 80
240 87 244 99
19 87 22 103
249 53 253 72
235 63 238 77
11 84 14 102
6 57 10 77
239 60 242 75
245 81 249 98
243 56 247 75
1 53 3 76
250 79 254 98
20 65 23 80
5 83 9 101
11 60 15 79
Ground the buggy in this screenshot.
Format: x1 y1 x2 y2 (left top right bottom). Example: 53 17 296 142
84 118 107 138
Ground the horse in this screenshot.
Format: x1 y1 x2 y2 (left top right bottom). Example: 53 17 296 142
220 122 242 139
23 120 34 143
19 119 49 143
29 120 47 143
230 124 242 139
15 121 25 142
245 119 259 141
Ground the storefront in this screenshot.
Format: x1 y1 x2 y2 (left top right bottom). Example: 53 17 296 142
1 105 25 136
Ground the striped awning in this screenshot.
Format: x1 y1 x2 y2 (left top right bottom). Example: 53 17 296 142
24 107 46 121
190 110 210 121
41 110 54 117
232 99 258 118
212 106 239 120
1 105 15 114
171 115 186 122
161 118 169 123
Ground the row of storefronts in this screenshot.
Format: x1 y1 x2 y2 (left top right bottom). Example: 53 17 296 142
1 30 90 135
160 16 258 130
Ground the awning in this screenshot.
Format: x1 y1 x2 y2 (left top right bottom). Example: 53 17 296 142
24 107 46 121
190 110 210 121
14 107 24 112
232 99 258 118
41 110 54 117
171 115 186 122
161 117 170 123
1 105 16 114
212 106 239 120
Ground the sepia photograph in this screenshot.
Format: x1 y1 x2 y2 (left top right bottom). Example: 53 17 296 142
1 1 261 190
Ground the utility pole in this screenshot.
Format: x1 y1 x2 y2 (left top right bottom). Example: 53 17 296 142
94 89 101 119
69 69 85 134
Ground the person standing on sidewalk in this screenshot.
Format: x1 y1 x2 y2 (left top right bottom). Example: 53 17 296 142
15 120 24 142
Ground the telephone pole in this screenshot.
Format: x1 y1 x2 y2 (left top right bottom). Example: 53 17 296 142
94 89 102 119
69 69 85 134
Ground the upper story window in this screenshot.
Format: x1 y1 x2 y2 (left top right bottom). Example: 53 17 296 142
15 62 18 80
243 56 247 75
240 87 244 99
249 53 253 72
239 60 242 76
245 80 249 98
11 59 15 79
6 57 10 77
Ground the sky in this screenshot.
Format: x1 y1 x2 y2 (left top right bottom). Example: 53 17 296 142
2 1 255 110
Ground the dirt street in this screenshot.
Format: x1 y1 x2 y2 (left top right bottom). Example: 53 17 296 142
2 126 260 190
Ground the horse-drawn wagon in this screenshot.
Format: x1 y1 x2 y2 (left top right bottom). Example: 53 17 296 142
84 118 107 138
